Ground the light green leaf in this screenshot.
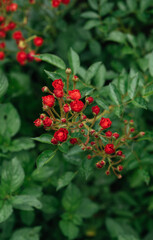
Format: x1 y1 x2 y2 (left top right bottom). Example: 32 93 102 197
58 142 69 153
81 11 99 19
8 138 35 152
128 73 139 99
109 84 121 105
57 172 76 191
0 103 21 138
88 0 98 10
12 195 42 211
44 70 63 81
0 201 13 223
149 52 153 77
0 70 8 98
144 84 153 97
37 54 66 69
59 220 79 240
84 20 101 30
107 31 126 44
62 184 81 212
77 198 99 218
93 64 106 88
36 150 57 168
86 62 102 84
1 158 25 193
32 134 52 144
10 226 41 240
95 99 109 109
68 48 80 75
132 97 147 109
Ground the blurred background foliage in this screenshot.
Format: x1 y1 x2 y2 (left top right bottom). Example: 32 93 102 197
0 0 153 239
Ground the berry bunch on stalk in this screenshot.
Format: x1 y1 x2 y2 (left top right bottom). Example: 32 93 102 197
0 0 43 64
52 0 70 8
34 68 145 179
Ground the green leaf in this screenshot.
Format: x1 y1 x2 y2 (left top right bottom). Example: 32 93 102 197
84 20 101 30
128 73 139 99
32 134 52 144
126 0 137 11
68 48 80 75
109 84 121 105
85 62 102 84
36 150 57 168
81 11 99 19
118 235 139 240
37 54 66 69
77 198 99 218
58 142 69 153
8 138 35 152
144 84 153 97
140 169 150 185
107 31 126 44
1 158 25 193
0 201 13 223
149 52 153 76
32 166 55 182
62 184 81 212
12 195 42 211
0 103 21 138
132 97 147 109
93 64 106 88
117 71 128 95
95 99 109 109
88 0 98 10
44 70 63 81
0 70 8 98
59 220 79 240
57 172 76 191
10 227 41 240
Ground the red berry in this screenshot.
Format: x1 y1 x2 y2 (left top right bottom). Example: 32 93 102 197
51 138 58 145
104 144 115 154
105 131 112 137
79 123 84 128
54 128 68 142
0 16 5 22
118 165 123 172
34 118 43 127
0 42 5 48
113 132 119 139
86 96 94 104
16 51 27 64
100 160 105 166
33 36 44 47
7 21 16 30
68 89 81 100
12 31 23 40
100 117 112 129
9 3 18 11
63 104 71 113
0 51 5 60
61 118 66 123
90 141 95 146
52 0 61 7
70 138 78 144
43 117 53 127
96 163 102 168
92 105 100 115
27 50 35 62
42 95 55 108
61 0 70 4
130 128 135 132
117 150 123 156
0 30 6 38
106 170 110 175
87 155 92 159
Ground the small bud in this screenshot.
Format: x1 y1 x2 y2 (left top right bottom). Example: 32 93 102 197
118 174 122 179
61 118 66 123
43 105 49 111
81 129 85 133
105 170 110 175
40 113 46 119
51 138 58 145
121 138 126 142
139 131 145 136
90 141 95 146
42 86 49 92
113 132 119 139
79 123 84 128
121 154 125 159
87 155 92 159
117 165 123 171
117 150 123 156
130 128 135 132
130 120 134 125
73 75 79 81
65 68 72 74
90 130 95 135
82 115 87 120
86 96 94 104
100 160 105 166
124 120 128 124
87 146 92 150
96 163 102 168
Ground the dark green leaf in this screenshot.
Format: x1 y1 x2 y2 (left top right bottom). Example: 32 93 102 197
38 54 66 69
59 220 79 240
0 70 8 98
68 48 80 75
36 150 57 168
85 62 102 84
0 201 13 223
57 172 77 191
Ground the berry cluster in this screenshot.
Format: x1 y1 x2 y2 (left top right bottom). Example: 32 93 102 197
0 0 43 64
34 68 145 178
52 0 70 8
